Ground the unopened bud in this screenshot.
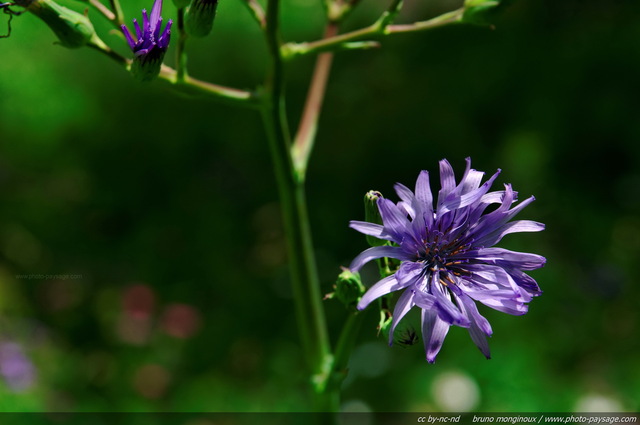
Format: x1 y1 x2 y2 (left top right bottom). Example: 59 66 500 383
185 0 218 38
364 190 385 247
334 268 364 309
19 0 96 48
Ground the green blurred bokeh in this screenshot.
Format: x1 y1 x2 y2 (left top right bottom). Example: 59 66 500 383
0 0 638 414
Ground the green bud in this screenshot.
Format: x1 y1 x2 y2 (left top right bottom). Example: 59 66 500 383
462 0 501 25
364 190 385 247
185 0 218 38
334 268 365 308
172 0 191 8
20 0 96 48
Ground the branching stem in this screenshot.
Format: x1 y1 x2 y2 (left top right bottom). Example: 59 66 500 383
283 8 464 59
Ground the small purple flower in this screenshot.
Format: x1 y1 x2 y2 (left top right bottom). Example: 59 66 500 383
0 341 36 392
350 158 546 362
121 0 172 81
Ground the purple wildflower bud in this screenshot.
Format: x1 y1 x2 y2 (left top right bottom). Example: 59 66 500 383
0 341 36 392
121 0 172 82
350 158 546 363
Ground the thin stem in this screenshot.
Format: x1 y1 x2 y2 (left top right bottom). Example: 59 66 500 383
263 0 331 409
87 40 129 67
176 7 189 82
283 7 464 59
387 8 463 33
86 33 258 107
291 22 339 180
240 0 266 29
161 65 260 107
330 311 365 387
88 0 115 21
109 0 124 26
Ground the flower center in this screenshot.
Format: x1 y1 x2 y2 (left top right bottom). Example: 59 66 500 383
420 239 470 279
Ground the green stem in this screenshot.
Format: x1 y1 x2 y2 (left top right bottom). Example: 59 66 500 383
176 7 189 82
263 0 332 410
388 8 463 33
87 35 259 107
240 0 266 29
330 311 365 387
108 0 124 26
159 65 260 107
88 0 115 21
283 7 464 59
87 40 128 67
291 21 339 180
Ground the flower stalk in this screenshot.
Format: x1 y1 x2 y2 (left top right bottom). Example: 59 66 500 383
263 0 333 410
282 8 464 60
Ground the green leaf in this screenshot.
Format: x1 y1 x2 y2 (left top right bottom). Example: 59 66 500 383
462 0 502 26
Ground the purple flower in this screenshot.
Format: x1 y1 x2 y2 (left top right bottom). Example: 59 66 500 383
0 341 36 392
350 158 545 362
121 0 172 81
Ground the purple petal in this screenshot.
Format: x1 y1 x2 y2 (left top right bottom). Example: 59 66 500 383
154 17 164 40
349 245 411 272
474 220 545 247
149 0 163 32
415 171 434 224
474 296 528 315
394 183 417 217
388 289 417 345
134 48 150 57
471 247 546 271
395 261 425 286
357 274 409 310
433 286 470 327
502 266 542 296
349 221 392 241
413 290 437 310
133 18 143 39
457 293 492 335
469 325 491 359
457 158 483 194
422 309 450 363
436 159 457 211
439 169 500 214
121 25 137 49
141 9 150 35
456 295 492 358
378 198 414 242
430 270 469 327
460 263 530 301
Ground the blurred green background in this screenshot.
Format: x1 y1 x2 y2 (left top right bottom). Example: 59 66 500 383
0 0 639 414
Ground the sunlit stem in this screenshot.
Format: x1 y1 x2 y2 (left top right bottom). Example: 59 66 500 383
240 0 265 29
291 22 339 180
88 0 115 21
